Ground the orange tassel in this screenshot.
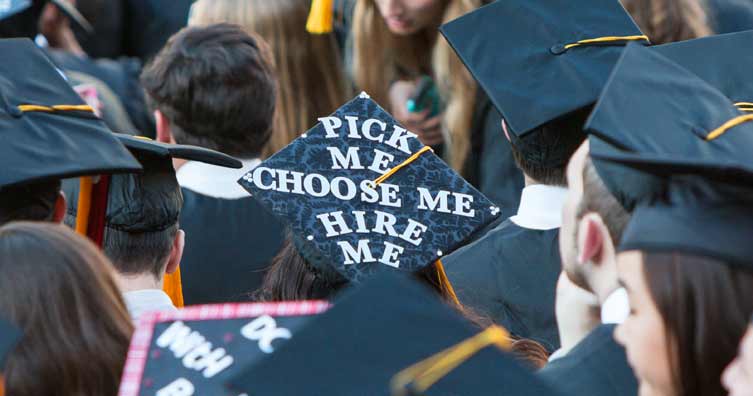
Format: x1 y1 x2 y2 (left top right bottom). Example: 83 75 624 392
74 177 94 236
163 266 184 308
435 259 461 306
306 0 334 34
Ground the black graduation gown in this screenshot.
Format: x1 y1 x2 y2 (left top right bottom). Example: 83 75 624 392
178 188 285 304
538 324 638 396
464 93 524 220
444 219 561 352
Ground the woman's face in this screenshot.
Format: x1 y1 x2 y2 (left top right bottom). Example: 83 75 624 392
614 251 675 396
723 325 753 396
373 0 446 35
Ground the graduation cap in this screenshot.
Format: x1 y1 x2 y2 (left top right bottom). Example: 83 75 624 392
619 179 753 271
654 30 753 112
585 31 753 211
0 0 93 34
225 270 563 396
64 134 242 306
0 316 20 369
238 93 500 289
585 43 753 186
439 0 647 138
0 38 140 192
116 301 329 396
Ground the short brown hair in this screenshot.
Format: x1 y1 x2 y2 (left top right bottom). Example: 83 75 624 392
141 23 277 157
577 155 631 243
0 222 133 396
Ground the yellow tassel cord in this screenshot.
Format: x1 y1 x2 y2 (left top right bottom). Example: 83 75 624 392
435 259 460 307
306 0 334 34
163 267 185 308
563 35 649 50
75 177 94 236
706 114 753 141
372 146 433 186
735 102 753 113
390 326 511 396
17 104 94 113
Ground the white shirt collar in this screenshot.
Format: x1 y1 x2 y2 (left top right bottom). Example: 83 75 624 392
123 289 177 323
176 158 260 200
600 287 630 324
509 185 568 230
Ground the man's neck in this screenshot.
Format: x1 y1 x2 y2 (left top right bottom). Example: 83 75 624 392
116 272 163 293
523 174 541 187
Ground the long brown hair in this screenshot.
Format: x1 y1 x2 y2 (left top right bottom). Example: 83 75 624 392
0 222 133 396
189 0 351 158
621 0 713 44
643 252 753 396
352 0 481 171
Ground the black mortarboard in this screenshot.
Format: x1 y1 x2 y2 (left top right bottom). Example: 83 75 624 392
116 301 329 396
65 134 243 233
620 179 753 271
238 93 500 285
585 43 753 185
0 38 141 190
0 316 20 369
0 0 93 34
440 0 647 137
227 270 556 396
654 30 753 110
586 32 753 211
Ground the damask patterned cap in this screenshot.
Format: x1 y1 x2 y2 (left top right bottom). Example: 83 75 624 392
238 93 501 283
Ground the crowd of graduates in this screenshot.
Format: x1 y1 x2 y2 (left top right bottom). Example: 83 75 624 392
1 0 753 395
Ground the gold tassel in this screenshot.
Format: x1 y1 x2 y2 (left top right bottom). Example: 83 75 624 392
75 177 94 236
435 259 461 307
306 0 334 34
163 266 185 308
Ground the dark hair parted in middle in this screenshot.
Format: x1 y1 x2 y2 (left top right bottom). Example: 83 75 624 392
0 222 133 396
140 23 277 158
0 180 61 226
643 252 753 396
509 107 590 187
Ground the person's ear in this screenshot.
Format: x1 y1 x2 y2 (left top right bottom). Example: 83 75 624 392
165 229 185 275
576 213 606 265
51 191 67 223
154 110 175 144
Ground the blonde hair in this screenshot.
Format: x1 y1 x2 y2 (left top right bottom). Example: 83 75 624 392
353 0 482 171
189 0 351 157
621 0 713 44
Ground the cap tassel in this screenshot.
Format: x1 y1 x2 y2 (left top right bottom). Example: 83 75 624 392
163 268 185 308
306 0 334 34
390 325 511 395
86 175 110 246
435 259 460 307
74 177 94 236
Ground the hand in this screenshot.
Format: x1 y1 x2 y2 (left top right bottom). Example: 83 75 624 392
555 272 600 355
39 1 86 56
388 79 444 146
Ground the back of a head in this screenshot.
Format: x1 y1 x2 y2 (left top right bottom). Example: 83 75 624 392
188 0 350 157
621 0 713 44
0 222 132 396
509 107 590 187
141 23 278 158
0 180 61 226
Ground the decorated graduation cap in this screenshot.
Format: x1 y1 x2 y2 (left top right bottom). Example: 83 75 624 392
0 316 20 369
238 93 500 287
439 0 647 139
0 0 93 35
225 270 561 396
64 134 242 307
116 301 329 396
0 38 140 190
